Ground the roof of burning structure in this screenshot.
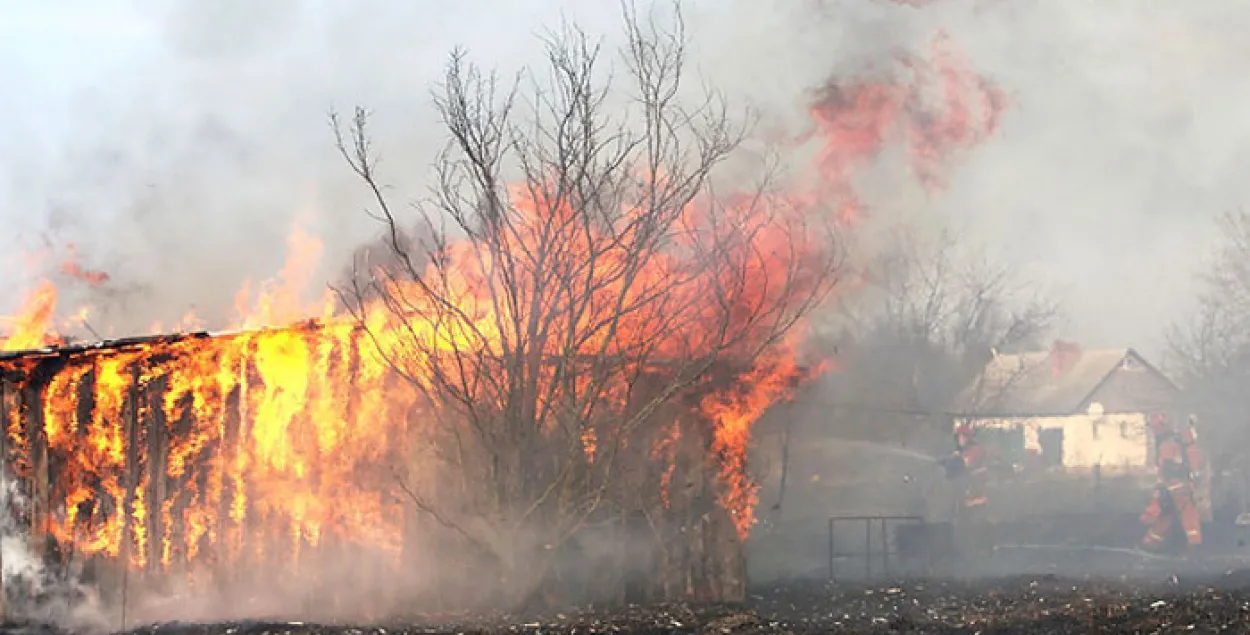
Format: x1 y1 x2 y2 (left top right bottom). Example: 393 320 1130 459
953 344 1178 417
0 331 213 363
0 322 326 382
0 318 342 367
0 329 234 382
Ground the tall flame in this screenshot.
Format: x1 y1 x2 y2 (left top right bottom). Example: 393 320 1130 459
0 281 59 352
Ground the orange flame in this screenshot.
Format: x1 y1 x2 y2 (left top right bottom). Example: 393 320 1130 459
806 31 1007 220
61 244 110 288
0 281 59 352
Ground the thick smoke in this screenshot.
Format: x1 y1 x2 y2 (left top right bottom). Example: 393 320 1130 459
669 0 1249 357
4 1 1243 351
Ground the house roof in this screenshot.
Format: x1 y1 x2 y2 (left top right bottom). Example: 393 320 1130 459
953 346 1174 417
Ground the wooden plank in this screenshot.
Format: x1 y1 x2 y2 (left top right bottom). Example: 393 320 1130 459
26 380 48 562
120 362 141 630
237 355 258 591
215 383 240 592
147 376 167 575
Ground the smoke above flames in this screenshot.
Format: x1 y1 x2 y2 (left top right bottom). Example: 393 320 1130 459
0 3 1009 346
8 0 1233 355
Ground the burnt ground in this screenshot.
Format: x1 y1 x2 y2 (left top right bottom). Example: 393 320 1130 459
40 571 1240 635
10 542 1250 635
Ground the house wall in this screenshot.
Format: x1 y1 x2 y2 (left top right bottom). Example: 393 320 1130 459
963 411 1151 473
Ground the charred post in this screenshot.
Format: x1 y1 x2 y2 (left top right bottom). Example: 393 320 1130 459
145 374 167 578
25 373 48 579
120 361 142 628
215 381 241 593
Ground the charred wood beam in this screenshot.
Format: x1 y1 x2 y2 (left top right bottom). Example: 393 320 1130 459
120 362 141 629
146 377 167 574
24 380 49 569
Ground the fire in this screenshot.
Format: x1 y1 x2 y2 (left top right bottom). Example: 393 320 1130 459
807 31 1007 219
0 26 1004 590
61 244 110 288
0 281 59 352
0 205 812 571
26 320 415 571
702 347 813 537
1 244 115 351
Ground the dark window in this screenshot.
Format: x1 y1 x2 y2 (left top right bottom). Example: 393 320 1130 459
1038 428 1064 467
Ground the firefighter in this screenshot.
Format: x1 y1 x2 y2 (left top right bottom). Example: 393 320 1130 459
1180 419 1212 523
953 424 989 510
1140 413 1203 553
949 424 991 565
1181 420 1203 480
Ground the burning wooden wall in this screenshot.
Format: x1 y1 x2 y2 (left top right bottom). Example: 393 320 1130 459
0 323 778 617
0 324 426 616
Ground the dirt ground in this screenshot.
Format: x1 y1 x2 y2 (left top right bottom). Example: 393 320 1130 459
32 572 1232 635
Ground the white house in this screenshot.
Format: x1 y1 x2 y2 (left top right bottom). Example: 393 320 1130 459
953 341 1183 475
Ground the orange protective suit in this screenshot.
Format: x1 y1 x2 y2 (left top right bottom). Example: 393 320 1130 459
1140 423 1202 550
955 426 988 509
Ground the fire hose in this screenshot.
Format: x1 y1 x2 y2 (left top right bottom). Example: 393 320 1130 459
992 543 1174 561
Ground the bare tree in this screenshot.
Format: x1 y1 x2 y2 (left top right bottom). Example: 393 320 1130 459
331 2 839 608
1167 209 1250 512
1168 210 1250 379
813 222 1057 447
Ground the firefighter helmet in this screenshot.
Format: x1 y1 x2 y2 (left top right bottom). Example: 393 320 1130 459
1147 413 1169 433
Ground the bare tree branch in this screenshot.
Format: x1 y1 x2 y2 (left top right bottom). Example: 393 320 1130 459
328 0 839 609
816 221 1057 445
1165 208 1250 487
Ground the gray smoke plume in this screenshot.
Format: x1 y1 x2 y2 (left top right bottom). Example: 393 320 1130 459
0 475 108 633
3 1 1242 353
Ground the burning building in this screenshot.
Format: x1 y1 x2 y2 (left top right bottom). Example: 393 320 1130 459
0 318 817 621
0 154 831 623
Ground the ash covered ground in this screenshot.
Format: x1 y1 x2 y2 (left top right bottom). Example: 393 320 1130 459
10 546 1250 635
92 574 1248 635
24 568 1245 635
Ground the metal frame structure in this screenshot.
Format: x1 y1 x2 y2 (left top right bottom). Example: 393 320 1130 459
827 514 926 580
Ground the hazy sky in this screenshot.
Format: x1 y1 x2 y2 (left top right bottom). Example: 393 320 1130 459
0 0 1243 359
